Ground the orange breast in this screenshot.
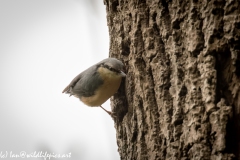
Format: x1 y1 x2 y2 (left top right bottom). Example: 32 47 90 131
80 67 122 107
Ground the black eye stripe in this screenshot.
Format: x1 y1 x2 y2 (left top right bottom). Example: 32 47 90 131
101 64 120 73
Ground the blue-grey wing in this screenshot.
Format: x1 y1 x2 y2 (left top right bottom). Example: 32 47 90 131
72 67 103 97
62 65 103 97
62 72 83 95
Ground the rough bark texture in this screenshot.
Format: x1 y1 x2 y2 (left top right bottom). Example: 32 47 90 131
104 0 240 159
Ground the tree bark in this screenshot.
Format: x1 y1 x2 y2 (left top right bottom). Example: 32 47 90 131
104 0 240 159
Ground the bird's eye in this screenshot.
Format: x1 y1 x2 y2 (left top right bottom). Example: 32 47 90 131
102 64 120 73
108 66 113 71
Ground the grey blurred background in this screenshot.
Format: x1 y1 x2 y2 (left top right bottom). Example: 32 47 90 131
0 0 120 160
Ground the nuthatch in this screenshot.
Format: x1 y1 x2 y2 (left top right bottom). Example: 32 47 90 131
62 58 126 116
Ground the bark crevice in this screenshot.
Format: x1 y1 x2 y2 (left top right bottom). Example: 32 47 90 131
105 0 240 159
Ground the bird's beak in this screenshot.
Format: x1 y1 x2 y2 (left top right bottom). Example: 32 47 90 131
120 71 126 77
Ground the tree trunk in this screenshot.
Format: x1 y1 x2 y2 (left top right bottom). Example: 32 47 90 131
104 0 240 159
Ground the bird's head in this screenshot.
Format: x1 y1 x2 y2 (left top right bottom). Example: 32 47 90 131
99 58 126 77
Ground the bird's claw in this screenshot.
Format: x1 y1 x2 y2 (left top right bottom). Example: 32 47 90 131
100 106 116 119
108 111 117 119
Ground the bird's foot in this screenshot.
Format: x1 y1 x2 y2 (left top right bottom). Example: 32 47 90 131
100 106 116 118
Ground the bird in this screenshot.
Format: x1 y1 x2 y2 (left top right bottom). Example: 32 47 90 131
62 58 126 116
